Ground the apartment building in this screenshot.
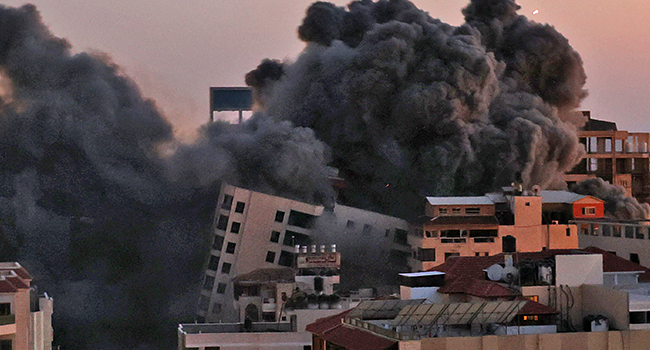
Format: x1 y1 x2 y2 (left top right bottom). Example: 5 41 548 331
565 111 650 202
198 183 411 322
0 263 53 350
573 218 650 268
409 188 603 270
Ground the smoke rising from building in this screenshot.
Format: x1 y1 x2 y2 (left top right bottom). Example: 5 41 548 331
0 0 644 348
571 178 650 220
0 4 332 349
247 0 588 218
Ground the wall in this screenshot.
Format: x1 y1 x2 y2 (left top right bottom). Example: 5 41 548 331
415 329 650 350
555 255 603 286
581 284 629 331
183 331 310 350
579 232 650 268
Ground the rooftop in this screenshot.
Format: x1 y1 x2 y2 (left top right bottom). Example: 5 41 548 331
426 196 494 206
232 267 295 284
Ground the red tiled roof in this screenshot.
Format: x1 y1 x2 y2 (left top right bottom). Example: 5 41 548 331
0 263 32 281
517 299 559 315
0 280 17 293
438 278 517 298
306 309 396 350
428 248 640 280
320 324 396 350
5 276 29 290
305 310 351 334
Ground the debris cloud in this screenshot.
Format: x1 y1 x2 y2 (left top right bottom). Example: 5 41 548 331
248 0 588 218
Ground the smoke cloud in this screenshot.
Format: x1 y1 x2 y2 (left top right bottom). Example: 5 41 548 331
0 4 332 349
571 178 650 220
247 0 588 218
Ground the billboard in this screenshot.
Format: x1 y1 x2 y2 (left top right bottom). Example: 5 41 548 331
210 87 253 111
297 252 341 269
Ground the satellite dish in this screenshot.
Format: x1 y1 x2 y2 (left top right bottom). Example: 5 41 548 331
503 266 519 283
486 264 504 281
532 185 541 196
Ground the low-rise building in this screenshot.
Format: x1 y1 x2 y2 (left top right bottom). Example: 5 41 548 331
0 262 53 350
307 248 650 350
409 189 604 270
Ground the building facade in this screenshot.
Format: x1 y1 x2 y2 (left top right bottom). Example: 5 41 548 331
198 183 412 322
0 263 53 350
565 111 650 202
408 189 603 271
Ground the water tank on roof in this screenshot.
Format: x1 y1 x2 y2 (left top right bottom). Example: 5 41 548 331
487 264 504 281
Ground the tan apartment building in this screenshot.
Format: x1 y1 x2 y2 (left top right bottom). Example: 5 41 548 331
409 189 604 270
198 183 411 322
565 111 650 202
0 263 53 350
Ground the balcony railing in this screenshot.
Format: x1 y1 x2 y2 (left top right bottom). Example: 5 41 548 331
0 314 15 326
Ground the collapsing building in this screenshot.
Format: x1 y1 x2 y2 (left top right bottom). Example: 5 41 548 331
197 183 411 322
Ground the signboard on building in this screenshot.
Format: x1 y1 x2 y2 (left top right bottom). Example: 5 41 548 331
297 252 341 269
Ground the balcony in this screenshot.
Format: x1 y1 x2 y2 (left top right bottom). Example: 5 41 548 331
0 315 14 326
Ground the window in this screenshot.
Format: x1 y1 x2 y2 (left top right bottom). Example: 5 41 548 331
275 211 285 223
278 250 295 267
203 275 215 290
198 296 210 311
425 230 438 238
582 207 596 215
207 255 220 270
346 220 355 228
524 295 539 302
603 225 612 236
230 222 241 234
206 347 221 350
589 158 597 171
270 231 281 243
225 242 236 254
266 251 276 263
438 208 448 214
630 311 647 324
523 315 539 321
616 139 623 152
444 252 460 261
0 340 11 350
287 210 315 228
626 226 635 239
417 248 436 262
221 195 233 210
363 224 372 234
0 303 10 316
211 303 222 315
216 283 227 294
235 202 245 213
393 229 408 245
304 346 312 350
221 262 232 274
212 235 224 251
465 207 480 215
566 228 571 236
216 215 229 231
451 208 461 214
631 253 640 265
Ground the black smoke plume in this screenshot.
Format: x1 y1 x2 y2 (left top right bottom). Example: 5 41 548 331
247 0 588 219
571 178 650 220
0 4 332 349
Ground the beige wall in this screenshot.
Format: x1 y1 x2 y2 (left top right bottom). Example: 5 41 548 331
183 331 310 350
579 233 650 268
555 255 603 287
581 284 629 331
414 329 650 350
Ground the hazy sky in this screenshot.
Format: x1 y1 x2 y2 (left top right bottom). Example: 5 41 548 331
2 0 650 138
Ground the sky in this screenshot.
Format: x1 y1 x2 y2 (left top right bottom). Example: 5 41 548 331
2 0 649 139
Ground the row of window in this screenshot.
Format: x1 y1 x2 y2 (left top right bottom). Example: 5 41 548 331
215 215 242 234
201 278 228 295
580 224 649 239
422 229 498 238
437 207 481 215
221 194 246 213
